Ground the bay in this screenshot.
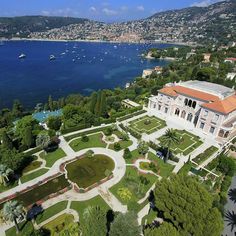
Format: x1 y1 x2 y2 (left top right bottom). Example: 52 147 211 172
0 40 171 109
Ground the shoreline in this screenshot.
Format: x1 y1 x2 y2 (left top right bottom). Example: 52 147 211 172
1 37 196 46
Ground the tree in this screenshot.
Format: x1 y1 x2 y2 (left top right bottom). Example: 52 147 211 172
47 116 62 131
2 201 25 234
137 141 149 155
144 222 180 236
82 206 107 236
161 129 179 162
36 132 50 148
217 155 236 177
154 175 223 236
81 135 89 142
123 148 132 160
0 164 13 186
114 142 121 151
85 150 94 159
90 92 97 114
117 188 132 202
1 129 13 149
225 210 236 232
109 212 141 236
95 90 102 116
228 188 236 204
22 126 34 148
12 100 23 118
59 222 80 236
100 91 107 118
48 95 53 111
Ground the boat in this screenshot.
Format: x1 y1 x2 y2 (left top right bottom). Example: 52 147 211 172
0 40 4 46
49 55 56 60
18 53 26 59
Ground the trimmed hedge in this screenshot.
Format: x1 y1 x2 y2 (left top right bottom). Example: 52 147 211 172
24 146 42 156
64 126 111 142
117 109 146 122
61 123 91 135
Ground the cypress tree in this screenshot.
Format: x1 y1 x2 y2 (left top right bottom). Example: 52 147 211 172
100 91 107 118
48 95 53 111
90 92 97 114
1 129 13 149
95 91 101 116
22 126 33 148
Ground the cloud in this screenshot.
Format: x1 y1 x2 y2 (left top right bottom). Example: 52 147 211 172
191 0 224 7
40 8 77 17
41 10 50 16
89 6 97 12
137 5 145 11
120 6 128 11
102 8 117 16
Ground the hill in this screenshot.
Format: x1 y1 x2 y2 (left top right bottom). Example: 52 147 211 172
0 0 235 44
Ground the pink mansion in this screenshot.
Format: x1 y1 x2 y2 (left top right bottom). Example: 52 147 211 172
148 81 236 143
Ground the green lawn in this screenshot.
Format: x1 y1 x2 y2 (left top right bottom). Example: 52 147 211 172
66 154 114 189
158 130 203 156
40 148 66 167
71 196 110 224
10 175 69 208
109 166 158 211
0 181 18 193
69 133 106 152
192 146 218 165
6 221 34 236
20 168 49 183
148 152 174 178
125 149 145 164
22 161 42 174
44 213 75 234
36 201 68 224
129 115 166 134
108 140 133 151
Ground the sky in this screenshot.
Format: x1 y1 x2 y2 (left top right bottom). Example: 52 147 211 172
0 0 224 22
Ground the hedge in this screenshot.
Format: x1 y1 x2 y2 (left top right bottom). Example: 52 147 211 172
61 123 91 135
117 109 146 122
64 126 111 142
24 146 42 156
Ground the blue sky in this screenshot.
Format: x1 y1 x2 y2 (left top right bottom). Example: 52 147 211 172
1 0 223 22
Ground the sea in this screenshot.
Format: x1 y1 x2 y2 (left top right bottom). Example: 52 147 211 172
0 40 172 109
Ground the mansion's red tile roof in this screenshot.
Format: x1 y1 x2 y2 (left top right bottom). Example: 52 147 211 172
202 95 236 114
159 86 220 102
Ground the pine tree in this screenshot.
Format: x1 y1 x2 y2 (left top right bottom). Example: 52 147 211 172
90 92 97 114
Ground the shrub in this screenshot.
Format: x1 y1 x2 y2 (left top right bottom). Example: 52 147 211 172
123 148 132 159
104 127 113 136
81 135 89 142
86 150 94 159
117 187 132 202
114 142 121 151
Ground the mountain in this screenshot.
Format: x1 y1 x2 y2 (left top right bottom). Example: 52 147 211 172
0 0 235 44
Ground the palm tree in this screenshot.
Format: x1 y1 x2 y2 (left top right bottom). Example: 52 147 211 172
2 201 25 233
229 188 236 204
161 129 179 162
0 164 13 186
225 210 236 232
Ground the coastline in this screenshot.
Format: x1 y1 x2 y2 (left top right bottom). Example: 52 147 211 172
2 37 197 46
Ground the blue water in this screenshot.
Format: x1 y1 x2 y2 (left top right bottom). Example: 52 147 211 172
33 109 62 123
0 40 171 109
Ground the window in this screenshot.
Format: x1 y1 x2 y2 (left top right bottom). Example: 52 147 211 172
192 101 197 109
209 126 215 134
175 108 180 116
184 98 188 106
203 110 208 117
213 114 219 122
165 107 168 113
187 113 193 122
188 99 192 107
158 105 161 110
153 104 156 109
200 122 205 129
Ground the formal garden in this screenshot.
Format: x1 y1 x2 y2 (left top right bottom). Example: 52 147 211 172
65 154 115 189
158 129 203 156
129 115 166 134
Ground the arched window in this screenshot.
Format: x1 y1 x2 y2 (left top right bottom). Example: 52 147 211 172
218 130 224 138
224 131 230 138
181 110 186 119
153 104 156 109
192 101 196 109
188 99 192 107
175 108 180 116
184 98 188 106
187 113 193 122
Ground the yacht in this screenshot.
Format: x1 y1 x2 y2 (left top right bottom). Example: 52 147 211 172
49 55 56 61
18 53 26 59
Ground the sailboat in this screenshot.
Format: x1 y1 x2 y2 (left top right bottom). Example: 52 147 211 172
18 53 26 59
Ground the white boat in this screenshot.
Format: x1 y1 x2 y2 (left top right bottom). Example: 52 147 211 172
0 40 4 46
18 53 26 59
49 55 56 60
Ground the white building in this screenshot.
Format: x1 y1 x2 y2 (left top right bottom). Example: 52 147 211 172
148 81 236 143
